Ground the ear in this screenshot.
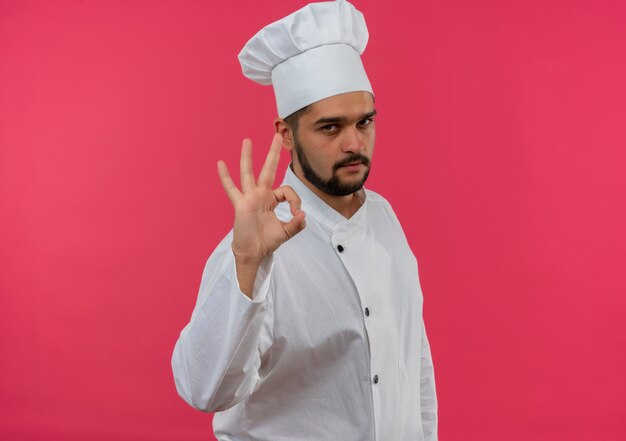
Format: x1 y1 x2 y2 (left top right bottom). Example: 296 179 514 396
274 117 295 152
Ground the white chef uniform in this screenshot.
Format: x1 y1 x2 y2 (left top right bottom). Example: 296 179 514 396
172 0 437 439
172 165 438 440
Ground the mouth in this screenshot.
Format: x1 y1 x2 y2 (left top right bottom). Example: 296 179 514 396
339 161 363 168
334 155 370 173
339 162 364 171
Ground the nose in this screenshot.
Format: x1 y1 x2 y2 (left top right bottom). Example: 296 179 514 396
341 125 365 153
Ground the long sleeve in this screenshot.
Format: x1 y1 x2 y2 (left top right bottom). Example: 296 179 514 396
171 232 274 412
420 319 438 440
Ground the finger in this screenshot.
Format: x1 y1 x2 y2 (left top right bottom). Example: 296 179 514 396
240 138 256 193
281 210 307 239
258 133 283 188
273 185 302 216
217 160 242 203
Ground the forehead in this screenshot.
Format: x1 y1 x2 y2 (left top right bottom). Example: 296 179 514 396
302 91 375 121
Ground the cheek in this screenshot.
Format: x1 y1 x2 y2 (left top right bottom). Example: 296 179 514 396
306 138 335 164
367 128 376 146
299 132 342 174
317 152 339 175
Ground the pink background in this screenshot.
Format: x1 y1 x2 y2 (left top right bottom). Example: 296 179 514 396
1 1 625 440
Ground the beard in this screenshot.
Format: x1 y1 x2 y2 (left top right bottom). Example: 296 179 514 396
293 135 371 197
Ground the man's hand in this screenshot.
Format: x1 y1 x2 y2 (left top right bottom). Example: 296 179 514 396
217 133 306 297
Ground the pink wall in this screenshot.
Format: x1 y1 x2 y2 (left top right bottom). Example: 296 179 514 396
1 1 625 440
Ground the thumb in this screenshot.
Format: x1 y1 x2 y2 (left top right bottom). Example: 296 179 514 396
281 210 306 240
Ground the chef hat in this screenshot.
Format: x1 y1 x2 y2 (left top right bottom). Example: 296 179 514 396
238 0 373 118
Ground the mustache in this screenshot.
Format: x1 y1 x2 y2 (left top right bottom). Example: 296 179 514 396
333 154 371 172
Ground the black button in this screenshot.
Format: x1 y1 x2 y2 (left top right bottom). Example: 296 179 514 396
337 245 344 253
373 374 379 384
365 307 370 317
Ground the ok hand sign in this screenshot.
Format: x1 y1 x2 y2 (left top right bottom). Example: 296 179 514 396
217 134 306 296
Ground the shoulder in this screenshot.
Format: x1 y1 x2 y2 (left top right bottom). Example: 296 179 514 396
364 187 398 219
364 187 410 240
364 188 416 260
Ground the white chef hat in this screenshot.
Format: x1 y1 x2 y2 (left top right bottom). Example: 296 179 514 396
238 0 373 118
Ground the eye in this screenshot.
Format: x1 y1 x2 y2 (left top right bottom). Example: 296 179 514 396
320 124 338 133
358 117 374 127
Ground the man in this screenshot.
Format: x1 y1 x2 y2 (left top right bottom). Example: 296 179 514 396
172 1 438 439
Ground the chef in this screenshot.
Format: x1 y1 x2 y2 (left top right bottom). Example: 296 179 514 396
172 1 438 439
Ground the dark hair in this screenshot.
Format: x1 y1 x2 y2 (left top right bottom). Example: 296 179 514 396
283 105 310 135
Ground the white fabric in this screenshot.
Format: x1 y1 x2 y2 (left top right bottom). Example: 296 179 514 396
238 0 373 117
172 166 438 440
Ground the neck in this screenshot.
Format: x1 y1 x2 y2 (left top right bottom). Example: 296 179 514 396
292 164 363 219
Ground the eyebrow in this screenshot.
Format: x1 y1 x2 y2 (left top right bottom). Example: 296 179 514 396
312 109 378 126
